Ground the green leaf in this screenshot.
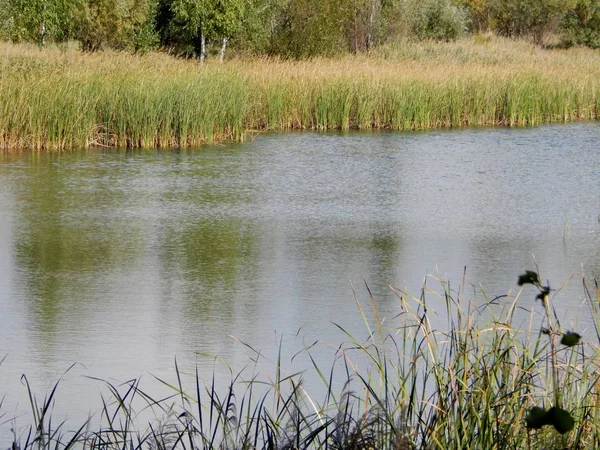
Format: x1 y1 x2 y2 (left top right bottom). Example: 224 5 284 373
518 271 539 286
561 331 581 347
547 407 575 434
525 406 549 429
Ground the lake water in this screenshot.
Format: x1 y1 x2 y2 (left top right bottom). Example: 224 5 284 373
0 123 599 441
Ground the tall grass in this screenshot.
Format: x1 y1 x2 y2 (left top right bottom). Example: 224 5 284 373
5 271 600 449
0 36 599 150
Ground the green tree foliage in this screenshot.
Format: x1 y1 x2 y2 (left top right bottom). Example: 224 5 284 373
231 0 285 54
414 0 467 40
1 0 80 46
167 0 211 57
74 0 158 52
268 0 404 57
488 0 576 45
159 0 246 60
562 0 600 48
131 0 160 51
268 0 353 57
382 0 467 42
348 0 387 53
3 0 598 56
454 0 491 31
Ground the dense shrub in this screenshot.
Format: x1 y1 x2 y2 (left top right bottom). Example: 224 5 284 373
488 0 576 45
562 0 600 48
415 0 468 41
455 0 492 32
269 0 358 58
75 0 158 52
0 0 79 46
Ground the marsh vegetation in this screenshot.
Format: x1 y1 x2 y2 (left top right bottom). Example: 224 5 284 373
1 36 600 150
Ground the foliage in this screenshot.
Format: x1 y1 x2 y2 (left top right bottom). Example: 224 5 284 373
229 0 285 55
518 270 578 436
414 0 468 41
1 0 598 55
166 0 210 56
74 0 158 52
268 0 469 57
562 0 600 48
381 0 468 42
158 0 246 59
455 0 492 32
0 0 80 46
130 0 160 52
488 0 576 45
269 0 354 57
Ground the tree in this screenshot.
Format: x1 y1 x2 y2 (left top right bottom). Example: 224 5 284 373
415 0 468 41
488 0 576 45
205 0 246 62
1 0 80 46
373 0 467 43
562 0 600 48
455 0 492 32
169 0 210 60
129 0 160 52
229 0 286 55
74 0 158 52
168 0 246 62
270 0 354 57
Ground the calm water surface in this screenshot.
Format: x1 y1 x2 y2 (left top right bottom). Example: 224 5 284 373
0 123 599 439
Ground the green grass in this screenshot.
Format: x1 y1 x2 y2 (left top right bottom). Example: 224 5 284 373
6 271 600 449
1 36 600 150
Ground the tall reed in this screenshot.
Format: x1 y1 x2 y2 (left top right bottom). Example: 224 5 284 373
6 271 600 449
1 36 599 150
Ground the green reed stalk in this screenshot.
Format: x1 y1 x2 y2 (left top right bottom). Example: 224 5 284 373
1 39 600 150
7 271 600 449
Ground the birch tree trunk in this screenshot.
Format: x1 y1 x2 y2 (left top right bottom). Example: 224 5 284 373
39 22 47 48
200 31 206 63
219 37 229 63
367 0 376 52
353 0 359 53
39 1 47 48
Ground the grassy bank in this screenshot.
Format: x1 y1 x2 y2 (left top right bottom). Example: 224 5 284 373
1 36 600 150
6 271 600 449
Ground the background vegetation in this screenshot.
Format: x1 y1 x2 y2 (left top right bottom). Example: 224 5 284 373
1 0 600 59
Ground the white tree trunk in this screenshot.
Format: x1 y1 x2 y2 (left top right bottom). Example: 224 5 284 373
40 2 47 48
39 22 47 48
367 0 377 52
353 0 359 53
200 31 206 63
219 37 229 64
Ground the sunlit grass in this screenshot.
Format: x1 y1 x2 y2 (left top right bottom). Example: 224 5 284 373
1 35 599 150
6 271 600 449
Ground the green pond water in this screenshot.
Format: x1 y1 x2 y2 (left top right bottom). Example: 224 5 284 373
0 123 599 440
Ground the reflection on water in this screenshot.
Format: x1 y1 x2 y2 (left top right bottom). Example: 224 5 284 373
0 123 600 439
